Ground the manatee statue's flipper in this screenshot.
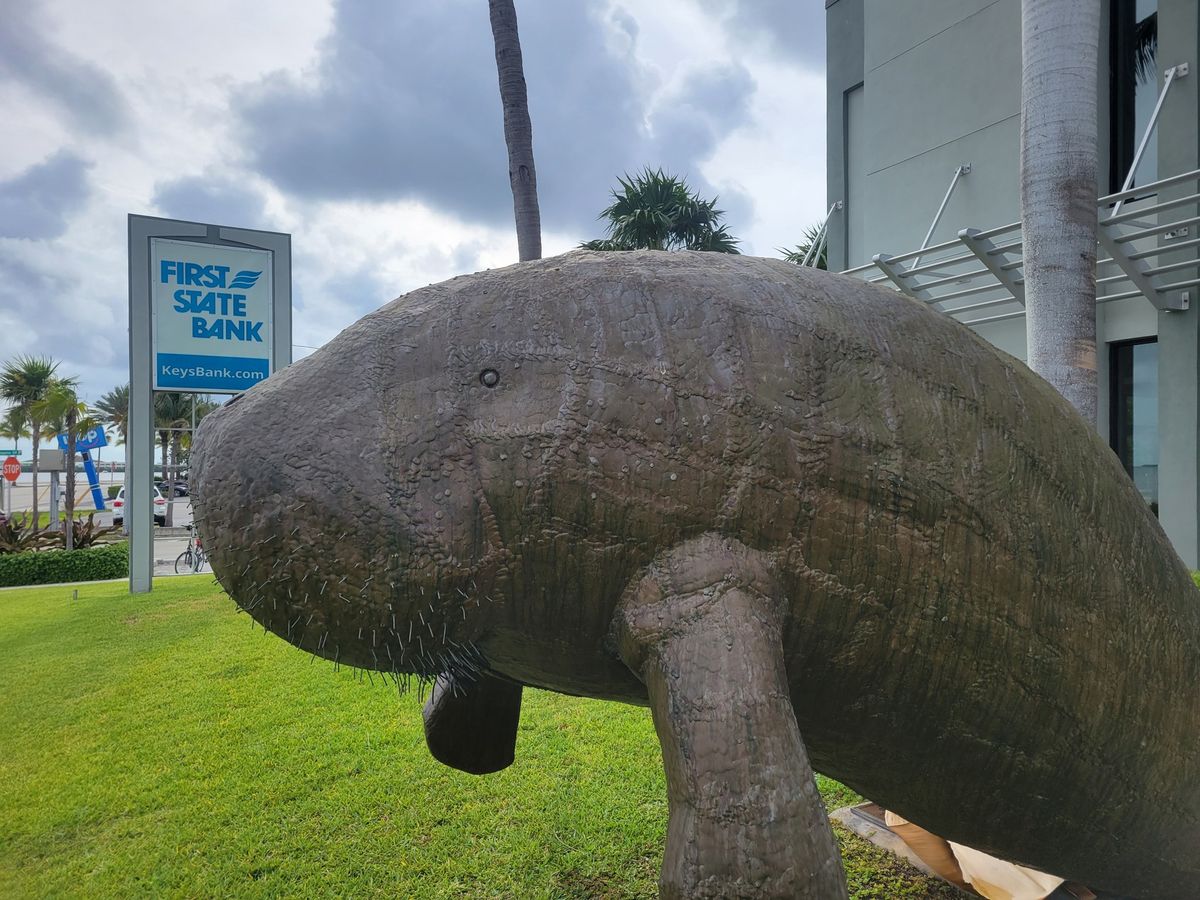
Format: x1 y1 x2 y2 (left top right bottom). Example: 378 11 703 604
614 535 847 900
422 673 523 775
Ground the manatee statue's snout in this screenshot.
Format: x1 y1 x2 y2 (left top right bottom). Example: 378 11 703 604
191 321 493 684
193 251 1200 900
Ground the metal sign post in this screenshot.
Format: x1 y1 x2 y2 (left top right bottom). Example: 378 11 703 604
49 473 59 526
128 215 291 593
41 449 65 530
2 457 18 517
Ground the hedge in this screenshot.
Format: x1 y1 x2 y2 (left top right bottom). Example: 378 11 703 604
0 543 128 588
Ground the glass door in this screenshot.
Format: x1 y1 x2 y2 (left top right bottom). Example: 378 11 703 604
1110 337 1159 513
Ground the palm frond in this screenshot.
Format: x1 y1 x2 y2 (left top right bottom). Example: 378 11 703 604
584 167 741 253
1133 12 1158 85
780 222 828 270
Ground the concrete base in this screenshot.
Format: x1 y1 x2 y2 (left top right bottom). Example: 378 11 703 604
829 802 940 879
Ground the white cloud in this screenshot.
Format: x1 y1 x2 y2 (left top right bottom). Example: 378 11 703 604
0 0 828 458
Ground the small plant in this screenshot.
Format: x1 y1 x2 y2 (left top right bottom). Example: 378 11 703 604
0 513 56 555
61 513 122 550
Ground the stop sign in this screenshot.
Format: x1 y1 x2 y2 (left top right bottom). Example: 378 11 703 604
2 457 19 482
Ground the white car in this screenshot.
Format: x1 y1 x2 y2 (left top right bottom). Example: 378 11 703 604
112 485 168 527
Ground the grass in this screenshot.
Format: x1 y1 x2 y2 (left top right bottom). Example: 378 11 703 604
16 509 102 529
0 578 954 898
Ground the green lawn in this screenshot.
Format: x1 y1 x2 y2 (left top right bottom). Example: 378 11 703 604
0 578 955 898
18 509 101 529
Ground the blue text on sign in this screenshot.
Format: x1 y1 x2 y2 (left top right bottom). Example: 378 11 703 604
160 261 263 290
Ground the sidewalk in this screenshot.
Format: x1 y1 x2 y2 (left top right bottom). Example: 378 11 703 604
154 535 198 576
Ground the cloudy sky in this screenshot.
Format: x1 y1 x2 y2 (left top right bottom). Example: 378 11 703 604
0 0 826 451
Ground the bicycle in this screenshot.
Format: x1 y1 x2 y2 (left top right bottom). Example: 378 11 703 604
174 525 209 574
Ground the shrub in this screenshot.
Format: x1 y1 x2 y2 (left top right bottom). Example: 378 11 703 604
57 514 122 550
107 484 121 499
0 543 128 587
0 514 58 554
1193 571 1200 590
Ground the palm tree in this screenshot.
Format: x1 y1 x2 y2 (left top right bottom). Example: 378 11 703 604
167 398 208 484
155 393 190 483
1020 0 1100 421
155 393 194 526
0 407 29 446
780 223 828 270
177 397 219 472
33 379 91 550
95 384 129 446
0 355 62 529
581 169 741 253
489 0 541 262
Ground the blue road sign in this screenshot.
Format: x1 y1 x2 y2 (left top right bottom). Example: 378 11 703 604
57 426 108 452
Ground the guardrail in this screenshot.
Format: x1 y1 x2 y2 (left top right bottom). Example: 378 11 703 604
841 168 1200 327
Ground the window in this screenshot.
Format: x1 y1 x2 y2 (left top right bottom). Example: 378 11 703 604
844 83 865 268
1110 338 1158 513
1109 0 1159 193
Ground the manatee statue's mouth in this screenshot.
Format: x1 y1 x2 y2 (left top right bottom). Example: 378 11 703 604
196 489 496 684
190 373 501 688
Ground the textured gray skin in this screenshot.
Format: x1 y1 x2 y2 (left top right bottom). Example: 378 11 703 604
191 251 1200 899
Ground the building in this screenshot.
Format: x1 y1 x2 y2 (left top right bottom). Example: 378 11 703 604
825 0 1200 567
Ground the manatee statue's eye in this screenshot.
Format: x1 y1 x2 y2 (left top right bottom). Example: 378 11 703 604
479 368 500 388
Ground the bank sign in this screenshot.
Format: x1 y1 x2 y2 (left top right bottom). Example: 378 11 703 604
151 238 273 392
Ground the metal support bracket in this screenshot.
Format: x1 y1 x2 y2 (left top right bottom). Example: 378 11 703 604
802 201 843 267
911 164 971 270
872 253 929 300
1112 62 1189 216
1097 222 1189 311
958 228 1026 304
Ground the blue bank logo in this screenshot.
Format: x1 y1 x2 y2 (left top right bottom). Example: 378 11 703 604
228 270 262 289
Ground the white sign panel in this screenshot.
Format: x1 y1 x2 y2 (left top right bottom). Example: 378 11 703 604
151 238 274 392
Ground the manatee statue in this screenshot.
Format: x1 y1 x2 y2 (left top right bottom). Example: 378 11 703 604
190 250 1200 899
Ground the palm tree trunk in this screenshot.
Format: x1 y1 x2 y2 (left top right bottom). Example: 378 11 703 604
167 434 181 527
1020 0 1100 422
31 425 40 530
65 409 76 551
489 0 542 262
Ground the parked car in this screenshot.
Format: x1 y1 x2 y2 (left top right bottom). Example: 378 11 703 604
157 478 189 497
113 486 168 527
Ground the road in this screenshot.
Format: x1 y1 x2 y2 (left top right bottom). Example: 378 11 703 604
3 487 193 527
